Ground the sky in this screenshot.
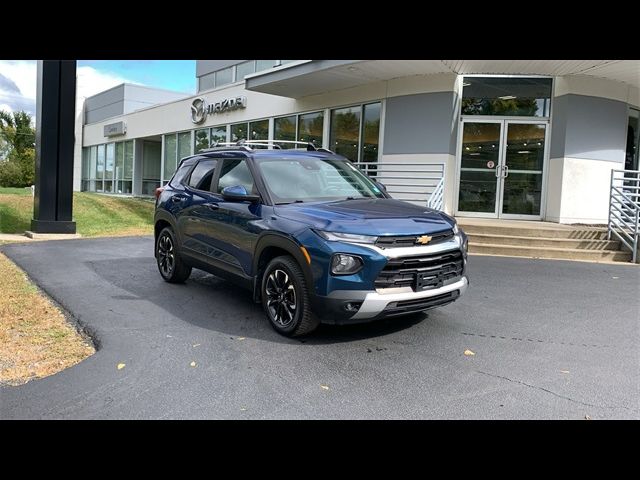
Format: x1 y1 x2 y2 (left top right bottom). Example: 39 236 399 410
0 60 196 116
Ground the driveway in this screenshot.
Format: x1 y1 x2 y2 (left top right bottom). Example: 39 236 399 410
1 236 638 419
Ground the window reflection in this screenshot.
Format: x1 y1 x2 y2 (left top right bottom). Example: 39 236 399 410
462 77 552 117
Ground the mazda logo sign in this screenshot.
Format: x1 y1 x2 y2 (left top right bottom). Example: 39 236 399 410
190 96 247 124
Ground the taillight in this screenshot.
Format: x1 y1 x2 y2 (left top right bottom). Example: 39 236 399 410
155 187 164 200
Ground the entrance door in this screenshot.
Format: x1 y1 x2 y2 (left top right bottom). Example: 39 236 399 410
456 120 547 219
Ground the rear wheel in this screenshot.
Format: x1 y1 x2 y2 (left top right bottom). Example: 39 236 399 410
261 255 319 337
156 227 191 283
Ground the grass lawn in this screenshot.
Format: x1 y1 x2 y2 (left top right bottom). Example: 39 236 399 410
0 190 155 237
0 189 154 385
0 251 95 385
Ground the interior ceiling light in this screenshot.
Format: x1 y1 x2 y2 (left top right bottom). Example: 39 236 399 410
498 95 517 100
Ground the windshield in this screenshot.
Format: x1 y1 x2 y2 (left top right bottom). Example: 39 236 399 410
255 157 386 204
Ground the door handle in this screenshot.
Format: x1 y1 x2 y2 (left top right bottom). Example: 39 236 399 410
503 165 509 178
204 203 219 211
171 194 186 203
495 165 501 177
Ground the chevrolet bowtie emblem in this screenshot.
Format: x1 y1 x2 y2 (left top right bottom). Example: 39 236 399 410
416 235 432 245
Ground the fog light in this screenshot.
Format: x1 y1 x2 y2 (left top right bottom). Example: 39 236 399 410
344 302 362 312
331 254 364 275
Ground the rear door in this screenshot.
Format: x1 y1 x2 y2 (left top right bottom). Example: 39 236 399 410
177 158 220 261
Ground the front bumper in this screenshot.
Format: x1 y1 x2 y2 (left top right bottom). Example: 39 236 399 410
314 276 468 324
352 276 467 320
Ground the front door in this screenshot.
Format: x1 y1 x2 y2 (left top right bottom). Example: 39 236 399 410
456 120 548 219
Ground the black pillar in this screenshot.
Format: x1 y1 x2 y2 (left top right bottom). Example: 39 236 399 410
31 60 77 234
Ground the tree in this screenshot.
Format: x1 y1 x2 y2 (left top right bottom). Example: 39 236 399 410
0 110 36 187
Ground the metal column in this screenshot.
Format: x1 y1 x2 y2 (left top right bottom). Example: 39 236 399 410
30 60 77 234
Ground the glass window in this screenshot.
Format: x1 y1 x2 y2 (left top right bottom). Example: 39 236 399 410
82 148 89 180
274 115 296 148
178 131 191 161
236 61 256 80
89 146 97 191
626 109 639 171
361 103 381 163
115 142 124 179
298 111 323 146
331 106 361 161
461 77 552 117
143 141 162 195
210 126 227 145
163 134 177 182
249 119 269 141
217 159 255 194
231 123 248 142
114 142 124 194
104 143 115 193
194 129 210 153
198 72 216 92
255 157 384 204
96 144 105 191
215 67 234 87
170 162 194 187
256 60 277 72
124 141 134 179
187 159 218 191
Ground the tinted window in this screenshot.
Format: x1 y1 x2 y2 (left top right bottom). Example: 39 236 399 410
170 162 194 187
217 159 255 194
188 159 218 191
461 77 552 117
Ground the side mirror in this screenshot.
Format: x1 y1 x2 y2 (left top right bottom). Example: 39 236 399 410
221 185 260 203
375 181 387 191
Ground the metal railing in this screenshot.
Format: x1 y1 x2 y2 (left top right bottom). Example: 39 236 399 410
608 169 640 263
354 161 445 208
427 176 445 211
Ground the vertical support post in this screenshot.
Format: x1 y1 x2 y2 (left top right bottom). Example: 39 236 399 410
607 169 614 240
31 60 77 234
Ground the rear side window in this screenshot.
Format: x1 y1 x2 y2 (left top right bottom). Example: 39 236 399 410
169 162 194 187
188 159 218 191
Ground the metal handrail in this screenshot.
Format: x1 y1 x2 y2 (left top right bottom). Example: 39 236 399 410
608 169 640 263
353 161 445 208
427 176 445 211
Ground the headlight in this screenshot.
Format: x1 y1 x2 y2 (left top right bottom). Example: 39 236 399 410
316 230 378 244
331 254 364 275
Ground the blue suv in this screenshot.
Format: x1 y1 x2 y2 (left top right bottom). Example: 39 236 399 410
154 140 468 337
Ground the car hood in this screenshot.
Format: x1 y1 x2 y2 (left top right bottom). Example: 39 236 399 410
274 198 453 236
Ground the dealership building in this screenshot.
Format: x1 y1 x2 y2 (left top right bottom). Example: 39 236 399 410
76 60 639 224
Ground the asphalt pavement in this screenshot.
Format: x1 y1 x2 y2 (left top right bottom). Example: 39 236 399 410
1 236 638 419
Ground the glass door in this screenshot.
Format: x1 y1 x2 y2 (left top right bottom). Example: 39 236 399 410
457 121 503 217
456 120 547 219
499 122 546 218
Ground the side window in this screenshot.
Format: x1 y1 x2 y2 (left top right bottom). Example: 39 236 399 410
187 159 218 191
216 159 255 194
169 162 193 187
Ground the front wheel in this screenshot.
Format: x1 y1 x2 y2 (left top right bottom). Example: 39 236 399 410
261 255 319 337
156 227 191 283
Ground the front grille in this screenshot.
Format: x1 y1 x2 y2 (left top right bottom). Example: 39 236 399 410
383 291 459 316
375 229 454 248
374 250 463 290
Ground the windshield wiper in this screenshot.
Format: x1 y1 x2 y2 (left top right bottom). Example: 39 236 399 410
276 200 305 205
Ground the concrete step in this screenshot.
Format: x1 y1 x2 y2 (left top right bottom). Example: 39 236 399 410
468 233 621 250
460 223 608 240
469 243 632 262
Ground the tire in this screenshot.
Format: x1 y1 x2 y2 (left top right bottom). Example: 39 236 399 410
261 255 319 337
156 226 191 283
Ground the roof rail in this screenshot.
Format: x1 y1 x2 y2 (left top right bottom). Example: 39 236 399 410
201 139 333 153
